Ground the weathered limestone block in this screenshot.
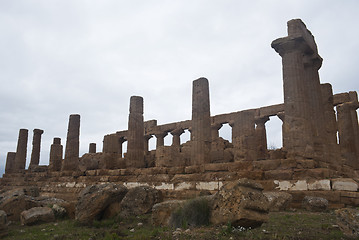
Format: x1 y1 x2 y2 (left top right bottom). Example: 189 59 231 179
210 179 269 228
152 200 185 226
75 183 128 223
62 114 80 171
29 129 44 169
307 179 331 191
126 96 145 168
191 78 211 165
210 138 234 163
49 138 63 171
20 207 55 225
5 152 16 174
332 178 358 191
119 186 162 218
302 196 328 212
264 191 293 211
255 116 270 160
14 128 28 171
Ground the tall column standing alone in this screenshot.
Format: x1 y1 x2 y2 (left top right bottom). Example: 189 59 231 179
191 78 211 165
62 114 80 171
14 128 28 171
126 96 145 168
29 128 44 169
5 152 16 173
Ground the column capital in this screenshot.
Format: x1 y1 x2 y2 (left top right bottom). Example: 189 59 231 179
144 134 153 141
272 36 314 57
277 112 285 122
255 116 270 126
33 129 44 135
170 128 184 136
154 132 168 138
211 123 223 131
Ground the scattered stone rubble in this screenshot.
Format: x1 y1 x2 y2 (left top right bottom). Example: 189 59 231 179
1 19 359 228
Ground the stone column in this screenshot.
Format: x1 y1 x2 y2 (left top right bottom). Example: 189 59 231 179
337 101 359 169
349 91 359 156
155 132 168 148
144 135 152 153
321 83 340 163
191 77 211 165
49 138 63 171
255 116 270 160
29 129 44 169
277 112 285 149
211 123 223 141
272 19 325 159
89 143 96 153
62 114 80 171
14 128 28 171
171 129 184 146
5 152 16 173
230 110 256 161
126 96 145 168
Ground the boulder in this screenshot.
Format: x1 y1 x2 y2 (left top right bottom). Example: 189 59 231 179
119 186 162 218
264 191 292 211
210 179 269 228
20 207 55 225
152 200 185 226
302 196 328 212
335 208 359 238
0 188 40 221
75 183 128 224
0 210 8 238
52 204 67 218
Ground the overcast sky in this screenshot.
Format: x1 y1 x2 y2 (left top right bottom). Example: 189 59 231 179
1 0 358 175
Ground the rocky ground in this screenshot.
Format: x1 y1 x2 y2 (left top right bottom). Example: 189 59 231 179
2 210 354 240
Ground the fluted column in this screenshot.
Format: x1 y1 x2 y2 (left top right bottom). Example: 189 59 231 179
211 123 223 141
144 135 152 153
337 101 359 169
29 128 44 169
49 137 63 171
155 132 168 148
126 96 145 168
191 77 211 165
255 116 270 160
5 152 16 173
62 114 80 171
14 128 28 171
171 129 184 146
272 19 325 159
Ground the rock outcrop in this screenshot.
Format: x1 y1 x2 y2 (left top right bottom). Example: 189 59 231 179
302 196 328 212
264 191 293 211
152 200 185 226
20 207 55 225
210 179 269 228
335 208 359 238
75 183 128 224
119 186 162 218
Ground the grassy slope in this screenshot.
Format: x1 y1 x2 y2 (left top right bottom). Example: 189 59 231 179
3 211 351 240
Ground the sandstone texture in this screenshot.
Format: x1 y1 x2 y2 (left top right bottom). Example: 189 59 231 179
335 208 359 238
20 207 55 225
302 196 328 212
210 179 269 228
152 200 185 226
264 191 293 212
119 186 162 218
75 183 128 223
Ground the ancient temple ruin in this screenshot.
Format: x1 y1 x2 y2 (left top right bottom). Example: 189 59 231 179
1 19 358 208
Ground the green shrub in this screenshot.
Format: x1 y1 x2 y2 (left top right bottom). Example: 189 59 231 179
169 197 210 228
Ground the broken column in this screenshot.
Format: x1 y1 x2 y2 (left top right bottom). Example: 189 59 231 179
5 152 16 174
49 138 63 171
89 143 96 153
126 96 145 168
29 129 44 169
255 116 269 160
337 101 359 169
272 19 326 159
171 128 184 147
62 114 80 171
155 132 167 148
14 128 28 171
191 78 211 165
